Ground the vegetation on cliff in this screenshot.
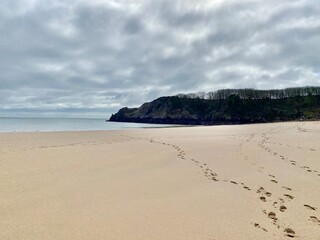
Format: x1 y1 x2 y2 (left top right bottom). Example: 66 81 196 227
109 87 320 125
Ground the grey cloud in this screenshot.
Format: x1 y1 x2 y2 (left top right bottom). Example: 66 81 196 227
0 0 319 118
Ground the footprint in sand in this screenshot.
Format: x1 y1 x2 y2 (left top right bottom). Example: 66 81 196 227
304 204 316 211
268 212 277 220
284 194 294 200
257 187 272 197
265 192 272 197
310 216 320 224
282 186 292 191
270 179 278 184
230 181 238 185
260 196 266 202
257 187 264 193
279 205 287 212
253 223 268 232
284 228 295 238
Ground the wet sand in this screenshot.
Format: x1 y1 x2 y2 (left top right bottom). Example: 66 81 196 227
0 122 319 239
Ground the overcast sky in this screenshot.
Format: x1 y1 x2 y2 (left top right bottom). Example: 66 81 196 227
1 0 319 118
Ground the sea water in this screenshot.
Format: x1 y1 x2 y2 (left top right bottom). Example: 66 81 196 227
0 117 173 132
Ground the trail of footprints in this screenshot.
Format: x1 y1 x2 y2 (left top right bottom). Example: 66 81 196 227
264 140 317 153
231 128 319 178
126 135 320 237
224 131 320 236
298 124 320 135
146 138 255 198
258 134 320 178
254 132 320 236
255 174 320 237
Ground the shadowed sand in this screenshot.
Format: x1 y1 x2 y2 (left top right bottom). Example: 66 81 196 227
0 122 319 239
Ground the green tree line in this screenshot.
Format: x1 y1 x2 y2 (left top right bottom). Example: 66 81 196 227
177 86 320 100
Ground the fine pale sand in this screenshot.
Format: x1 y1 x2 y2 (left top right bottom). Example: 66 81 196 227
0 122 320 239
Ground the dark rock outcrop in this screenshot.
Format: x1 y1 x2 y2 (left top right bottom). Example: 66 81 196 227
109 94 320 125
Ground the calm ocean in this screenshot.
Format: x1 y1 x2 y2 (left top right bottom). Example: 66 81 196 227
0 117 172 132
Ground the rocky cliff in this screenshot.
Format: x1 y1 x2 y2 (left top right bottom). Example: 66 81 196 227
109 94 320 125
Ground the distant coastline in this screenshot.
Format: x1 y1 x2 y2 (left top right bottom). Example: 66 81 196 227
109 87 320 125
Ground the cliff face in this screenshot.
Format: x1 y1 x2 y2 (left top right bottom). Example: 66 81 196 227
109 95 320 125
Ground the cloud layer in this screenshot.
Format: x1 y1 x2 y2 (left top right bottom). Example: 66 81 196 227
1 0 319 117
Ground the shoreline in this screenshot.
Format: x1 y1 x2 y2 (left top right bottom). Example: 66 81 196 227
0 120 316 134
0 118 179 133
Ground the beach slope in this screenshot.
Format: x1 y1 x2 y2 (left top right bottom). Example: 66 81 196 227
0 122 319 239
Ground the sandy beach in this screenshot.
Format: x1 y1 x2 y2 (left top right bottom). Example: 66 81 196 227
0 122 319 239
